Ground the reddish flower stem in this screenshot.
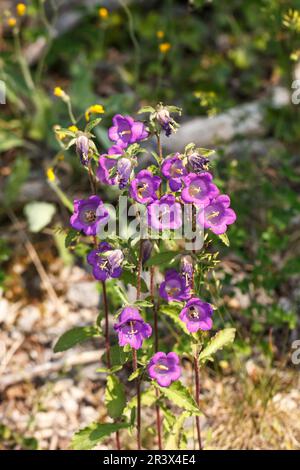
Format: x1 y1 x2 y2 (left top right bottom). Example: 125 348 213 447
101 280 111 368
133 240 143 450
191 229 203 451
91 194 119 449
193 355 202 450
150 266 162 450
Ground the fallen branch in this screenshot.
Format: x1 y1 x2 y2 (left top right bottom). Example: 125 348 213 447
0 350 103 390
162 87 290 151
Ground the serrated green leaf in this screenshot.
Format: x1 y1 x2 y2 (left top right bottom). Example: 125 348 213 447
218 233 230 247
54 326 101 353
156 381 201 415
165 411 189 450
105 374 126 419
85 118 102 133
199 328 236 363
24 202 56 233
71 422 129 450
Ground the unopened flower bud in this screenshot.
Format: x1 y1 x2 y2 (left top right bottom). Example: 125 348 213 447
187 152 210 174
76 135 90 166
180 255 193 289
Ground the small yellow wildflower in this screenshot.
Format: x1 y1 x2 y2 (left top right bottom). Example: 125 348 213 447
99 7 109 19
85 104 105 121
16 3 27 16
54 87 64 97
54 126 67 140
46 167 55 182
68 125 78 133
7 17 17 27
159 42 171 54
156 30 165 39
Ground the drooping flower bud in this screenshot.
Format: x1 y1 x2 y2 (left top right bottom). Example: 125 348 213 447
180 255 193 289
154 104 181 137
76 135 90 166
187 151 210 173
117 158 132 189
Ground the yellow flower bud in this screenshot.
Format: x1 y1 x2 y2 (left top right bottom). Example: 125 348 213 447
54 87 64 97
156 30 165 39
17 3 27 16
46 167 55 182
98 7 109 19
159 42 171 54
85 104 105 121
68 125 78 133
7 17 17 27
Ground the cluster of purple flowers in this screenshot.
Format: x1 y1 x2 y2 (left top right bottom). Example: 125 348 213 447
68 111 236 388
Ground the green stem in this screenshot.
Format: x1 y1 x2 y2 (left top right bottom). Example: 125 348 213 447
119 0 140 83
13 29 35 92
66 99 77 125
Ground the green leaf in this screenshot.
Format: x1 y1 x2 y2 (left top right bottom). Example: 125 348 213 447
65 228 80 248
165 411 189 450
199 328 236 363
134 300 153 308
102 344 130 367
120 269 148 293
71 422 129 450
54 326 101 353
159 303 188 335
113 284 129 305
145 251 177 267
128 367 144 381
156 382 201 415
218 233 230 247
198 147 215 158
4 157 30 206
97 365 123 374
85 118 102 133
105 375 126 419
24 202 56 233
0 134 24 153
125 388 157 412
137 105 155 114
